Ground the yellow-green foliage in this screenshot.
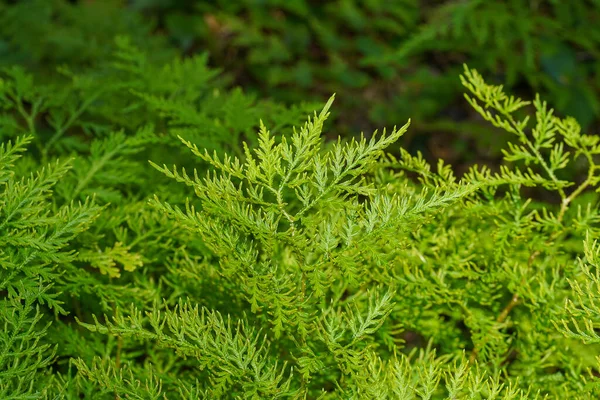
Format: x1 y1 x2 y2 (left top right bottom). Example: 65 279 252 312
3 57 600 398
1 3 600 398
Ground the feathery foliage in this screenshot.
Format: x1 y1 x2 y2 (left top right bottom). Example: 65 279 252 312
1 8 600 393
68 66 600 398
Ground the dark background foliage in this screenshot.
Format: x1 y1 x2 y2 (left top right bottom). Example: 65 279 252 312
1 0 599 169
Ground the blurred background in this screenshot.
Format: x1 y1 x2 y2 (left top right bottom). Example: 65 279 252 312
1 0 599 172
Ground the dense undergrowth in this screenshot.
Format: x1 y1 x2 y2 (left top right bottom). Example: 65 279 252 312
1 0 599 161
2 0 600 399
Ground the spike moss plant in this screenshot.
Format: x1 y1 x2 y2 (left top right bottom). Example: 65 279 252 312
2 65 600 398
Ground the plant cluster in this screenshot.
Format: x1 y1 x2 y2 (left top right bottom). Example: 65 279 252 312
2 0 600 398
2 36 600 395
